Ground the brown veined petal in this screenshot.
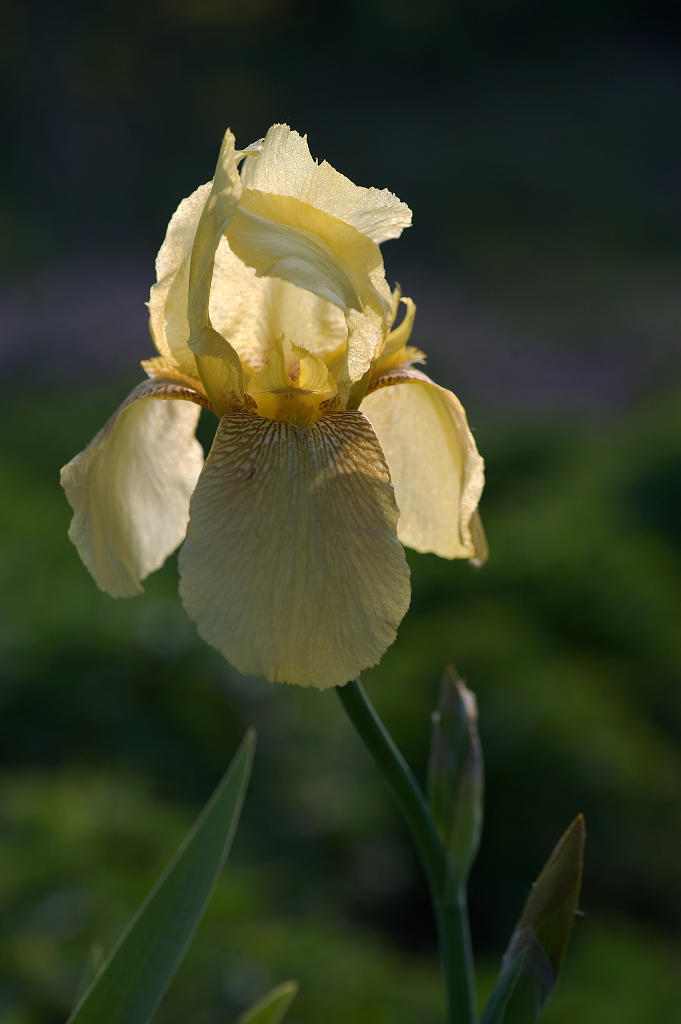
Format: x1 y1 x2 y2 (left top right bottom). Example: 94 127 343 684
178 409 411 688
148 181 211 380
60 380 206 599
361 369 486 561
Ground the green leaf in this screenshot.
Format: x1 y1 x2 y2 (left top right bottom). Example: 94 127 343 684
233 980 299 1024
427 665 484 891
72 944 105 1009
68 729 256 1024
481 814 585 1023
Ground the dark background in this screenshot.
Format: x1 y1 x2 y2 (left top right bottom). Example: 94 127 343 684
1 0 681 1021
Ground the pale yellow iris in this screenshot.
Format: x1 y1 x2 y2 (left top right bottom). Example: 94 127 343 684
61 124 486 689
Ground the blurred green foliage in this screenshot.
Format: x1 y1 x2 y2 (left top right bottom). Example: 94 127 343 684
0 378 679 1021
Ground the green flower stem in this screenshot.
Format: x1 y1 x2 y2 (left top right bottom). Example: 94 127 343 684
436 891 477 1024
337 678 476 1024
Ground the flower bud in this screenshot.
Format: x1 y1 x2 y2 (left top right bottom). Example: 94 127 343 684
480 814 585 1023
427 665 484 893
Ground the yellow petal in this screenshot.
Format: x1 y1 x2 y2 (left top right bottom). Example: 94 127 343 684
226 195 389 400
60 380 205 598
246 338 337 423
291 343 336 394
226 202 362 312
468 509 489 566
361 369 485 560
178 409 411 688
334 308 384 407
229 190 392 325
374 296 422 371
240 124 412 243
148 181 211 380
247 334 293 394
141 356 212 403
209 246 347 373
187 130 246 413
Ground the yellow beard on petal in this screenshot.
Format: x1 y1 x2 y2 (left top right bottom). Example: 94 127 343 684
250 390 328 431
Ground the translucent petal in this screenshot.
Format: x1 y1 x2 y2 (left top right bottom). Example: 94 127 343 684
61 380 205 598
361 370 485 560
374 296 419 370
336 308 384 406
232 191 392 321
178 409 411 688
247 336 336 398
187 130 246 414
240 124 412 243
141 355 213 402
225 191 389 401
227 204 359 311
148 181 211 379
247 334 293 393
209 240 347 372
292 343 336 393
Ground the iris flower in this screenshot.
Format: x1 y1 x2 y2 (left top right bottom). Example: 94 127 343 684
61 125 486 689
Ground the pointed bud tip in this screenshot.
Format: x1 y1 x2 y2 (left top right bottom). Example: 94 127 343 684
428 665 484 888
519 813 585 975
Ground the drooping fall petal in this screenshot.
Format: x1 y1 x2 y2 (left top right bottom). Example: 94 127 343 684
60 380 206 598
178 409 411 688
362 369 485 560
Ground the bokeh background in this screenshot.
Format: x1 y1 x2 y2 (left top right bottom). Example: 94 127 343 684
2 0 681 1020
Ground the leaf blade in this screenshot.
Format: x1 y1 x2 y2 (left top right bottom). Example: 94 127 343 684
68 729 255 1024
233 980 299 1024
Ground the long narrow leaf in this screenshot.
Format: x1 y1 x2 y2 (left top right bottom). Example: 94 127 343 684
68 729 256 1024
234 980 299 1024
72 944 105 1009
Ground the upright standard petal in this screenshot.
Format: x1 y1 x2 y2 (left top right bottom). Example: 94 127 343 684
209 242 347 373
225 192 390 398
361 369 485 561
178 409 411 688
60 380 206 598
226 192 392 325
240 124 412 242
148 181 212 380
187 130 247 415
